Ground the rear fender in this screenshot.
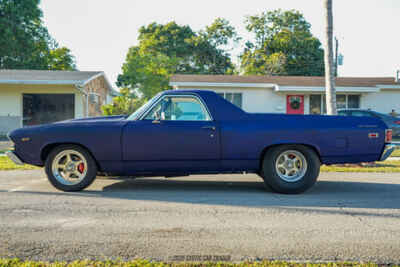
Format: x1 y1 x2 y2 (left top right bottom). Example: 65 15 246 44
259 141 322 169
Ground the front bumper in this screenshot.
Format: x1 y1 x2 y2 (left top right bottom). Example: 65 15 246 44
5 151 24 165
380 143 400 161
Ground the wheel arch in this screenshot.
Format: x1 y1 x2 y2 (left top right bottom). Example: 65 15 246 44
259 143 322 171
41 142 101 171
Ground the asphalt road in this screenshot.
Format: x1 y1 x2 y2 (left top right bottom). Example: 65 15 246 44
1 170 400 263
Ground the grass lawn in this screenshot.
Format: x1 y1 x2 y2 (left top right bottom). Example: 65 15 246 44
0 153 399 172
0 156 39 171
392 149 400 157
321 160 400 173
0 259 395 267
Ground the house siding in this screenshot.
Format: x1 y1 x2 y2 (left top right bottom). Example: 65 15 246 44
84 76 109 117
176 86 286 114
176 85 400 115
0 84 84 135
361 90 400 113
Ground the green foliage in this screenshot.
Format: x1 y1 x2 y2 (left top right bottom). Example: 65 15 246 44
117 10 326 99
47 47 76 71
117 47 178 99
117 19 239 99
102 88 147 116
241 9 324 76
321 160 400 173
392 150 400 157
0 0 76 70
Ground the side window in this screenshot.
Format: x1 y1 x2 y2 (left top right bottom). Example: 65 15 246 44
144 96 211 121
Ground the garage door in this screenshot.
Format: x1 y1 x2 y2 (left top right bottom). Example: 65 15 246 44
23 94 75 126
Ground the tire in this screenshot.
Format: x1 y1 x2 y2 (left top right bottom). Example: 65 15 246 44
45 145 97 192
260 145 320 194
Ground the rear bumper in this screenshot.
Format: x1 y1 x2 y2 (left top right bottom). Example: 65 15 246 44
380 143 400 161
5 151 24 165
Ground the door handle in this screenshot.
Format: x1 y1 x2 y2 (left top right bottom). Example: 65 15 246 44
202 126 216 131
152 120 161 124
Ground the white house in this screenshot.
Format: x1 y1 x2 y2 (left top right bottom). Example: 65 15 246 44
170 74 400 115
0 70 116 135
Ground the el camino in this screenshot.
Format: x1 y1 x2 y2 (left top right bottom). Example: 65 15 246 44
6 90 399 194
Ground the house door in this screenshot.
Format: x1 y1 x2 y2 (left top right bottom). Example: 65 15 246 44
286 95 304 114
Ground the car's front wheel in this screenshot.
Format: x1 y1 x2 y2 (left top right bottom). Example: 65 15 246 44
45 145 97 192
260 145 320 194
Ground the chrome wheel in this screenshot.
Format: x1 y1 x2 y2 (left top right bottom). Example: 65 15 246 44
275 150 307 183
51 150 88 185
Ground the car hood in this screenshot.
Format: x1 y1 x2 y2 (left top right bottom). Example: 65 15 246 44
8 115 127 143
57 115 127 124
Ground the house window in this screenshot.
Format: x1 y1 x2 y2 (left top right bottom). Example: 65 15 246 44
348 95 360 108
309 94 360 114
336 95 347 109
217 92 243 108
310 95 322 115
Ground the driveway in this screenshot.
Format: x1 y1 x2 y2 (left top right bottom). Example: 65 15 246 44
0 170 400 263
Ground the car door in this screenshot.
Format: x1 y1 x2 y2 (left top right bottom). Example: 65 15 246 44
122 94 220 174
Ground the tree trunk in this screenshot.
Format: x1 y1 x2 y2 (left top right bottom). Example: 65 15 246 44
324 0 337 115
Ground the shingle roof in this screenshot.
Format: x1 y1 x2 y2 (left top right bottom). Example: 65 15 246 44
0 69 104 85
170 74 399 87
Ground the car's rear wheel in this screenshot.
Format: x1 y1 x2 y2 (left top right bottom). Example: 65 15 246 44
260 145 320 194
45 145 97 192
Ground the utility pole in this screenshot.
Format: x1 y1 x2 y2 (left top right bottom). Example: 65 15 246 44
334 37 339 77
324 0 337 115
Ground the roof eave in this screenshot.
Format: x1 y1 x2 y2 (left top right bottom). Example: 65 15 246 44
0 80 80 85
276 86 381 93
377 84 400 89
169 81 277 88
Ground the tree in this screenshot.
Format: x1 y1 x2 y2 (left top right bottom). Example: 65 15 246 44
47 47 76 70
0 0 76 70
117 19 238 99
102 88 147 116
196 18 241 74
117 47 177 99
240 9 324 76
324 0 337 115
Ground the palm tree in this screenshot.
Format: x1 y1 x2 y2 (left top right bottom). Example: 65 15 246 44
324 0 337 115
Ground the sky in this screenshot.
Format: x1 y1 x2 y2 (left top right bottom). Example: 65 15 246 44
40 0 400 88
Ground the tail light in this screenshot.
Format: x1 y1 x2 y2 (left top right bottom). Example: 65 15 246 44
394 120 400 125
385 129 393 143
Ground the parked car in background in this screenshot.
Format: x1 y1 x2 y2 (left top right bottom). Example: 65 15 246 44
338 109 400 138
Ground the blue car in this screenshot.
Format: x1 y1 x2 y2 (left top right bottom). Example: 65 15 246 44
6 90 399 194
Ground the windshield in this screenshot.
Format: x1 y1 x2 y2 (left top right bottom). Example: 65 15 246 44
126 93 162 120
